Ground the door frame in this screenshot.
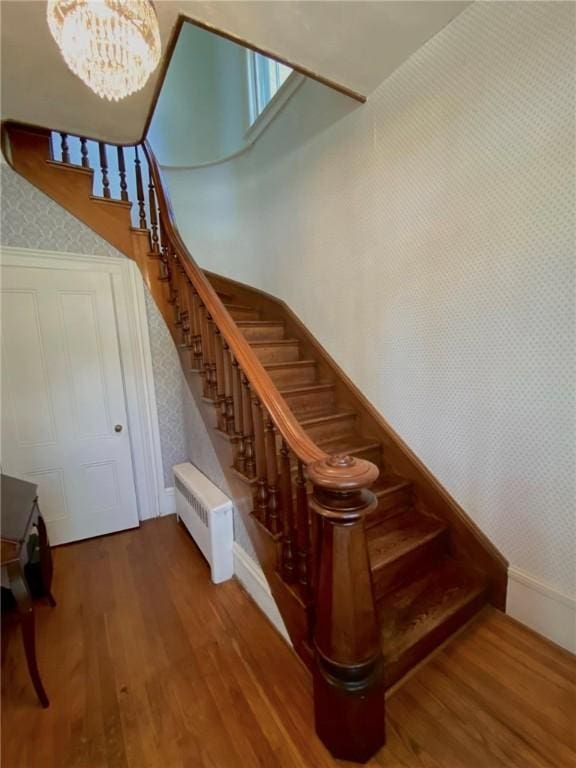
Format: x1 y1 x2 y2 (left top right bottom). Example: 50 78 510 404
1 246 167 522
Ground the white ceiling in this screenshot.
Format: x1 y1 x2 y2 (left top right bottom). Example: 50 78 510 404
1 1 471 145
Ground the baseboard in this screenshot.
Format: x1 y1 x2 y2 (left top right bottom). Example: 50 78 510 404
232 543 291 645
506 567 575 653
160 487 175 517
139 486 175 520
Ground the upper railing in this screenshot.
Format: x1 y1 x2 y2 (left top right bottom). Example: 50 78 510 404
6 124 386 761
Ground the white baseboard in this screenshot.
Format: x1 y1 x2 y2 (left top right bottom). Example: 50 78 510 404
160 486 175 517
507 567 576 653
139 486 175 520
232 543 291 645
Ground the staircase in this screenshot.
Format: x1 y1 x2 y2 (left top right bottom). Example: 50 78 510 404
3 123 508 763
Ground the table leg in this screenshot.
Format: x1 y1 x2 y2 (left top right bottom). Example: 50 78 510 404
36 513 56 607
6 561 49 708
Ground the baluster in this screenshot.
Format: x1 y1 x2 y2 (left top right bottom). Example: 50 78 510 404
251 395 268 522
191 291 204 370
223 343 235 435
232 359 245 472
60 133 70 164
241 374 256 479
264 414 280 534
98 142 110 198
148 176 160 253
80 138 89 168
181 277 193 348
214 329 227 431
309 454 384 762
117 146 128 201
199 305 210 398
134 146 147 228
280 441 295 581
295 460 311 593
206 315 218 399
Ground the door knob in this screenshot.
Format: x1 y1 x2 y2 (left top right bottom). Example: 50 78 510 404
114 424 123 433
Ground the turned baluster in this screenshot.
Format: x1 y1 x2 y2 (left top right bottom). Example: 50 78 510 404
214 329 227 431
117 146 128 201
264 414 280 534
295 460 311 593
191 291 204 370
181 278 193 348
223 343 235 435
60 133 70 164
232 359 246 472
98 142 111 198
206 315 218 399
241 374 256 479
134 146 147 228
199 305 210 397
309 454 384 762
280 441 296 581
168 251 181 318
251 395 268 522
148 176 160 254
80 137 89 168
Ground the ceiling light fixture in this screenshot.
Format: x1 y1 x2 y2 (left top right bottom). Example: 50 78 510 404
47 0 161 102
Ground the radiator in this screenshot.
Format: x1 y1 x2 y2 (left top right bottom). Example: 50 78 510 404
172 463 234 584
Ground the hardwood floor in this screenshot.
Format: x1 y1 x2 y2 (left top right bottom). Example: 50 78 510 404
2 516 574 768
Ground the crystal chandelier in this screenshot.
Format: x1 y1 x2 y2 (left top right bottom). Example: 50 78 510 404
47 1 161 102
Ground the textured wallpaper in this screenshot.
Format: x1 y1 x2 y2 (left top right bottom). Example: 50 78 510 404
0 162 187 486
166 2 576 595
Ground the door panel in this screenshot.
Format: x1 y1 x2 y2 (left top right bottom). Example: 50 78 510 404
1 265 140 544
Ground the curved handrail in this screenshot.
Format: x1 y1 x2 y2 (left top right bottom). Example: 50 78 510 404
143 140 327 467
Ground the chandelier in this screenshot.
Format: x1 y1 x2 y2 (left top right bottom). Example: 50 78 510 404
47 1 161 102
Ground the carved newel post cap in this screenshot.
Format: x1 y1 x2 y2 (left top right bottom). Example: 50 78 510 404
308 453 379 492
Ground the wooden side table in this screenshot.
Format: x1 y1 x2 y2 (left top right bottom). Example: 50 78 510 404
1 474 55 708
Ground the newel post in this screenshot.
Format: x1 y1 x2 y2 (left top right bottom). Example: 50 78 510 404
308 454 385 763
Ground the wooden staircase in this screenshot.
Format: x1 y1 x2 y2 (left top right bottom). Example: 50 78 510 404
3 123 508 763
204 280 494 692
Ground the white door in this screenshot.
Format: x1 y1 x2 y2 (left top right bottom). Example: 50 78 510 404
1 264 140 544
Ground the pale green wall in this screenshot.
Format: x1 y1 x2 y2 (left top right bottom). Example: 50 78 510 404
148 24 250 167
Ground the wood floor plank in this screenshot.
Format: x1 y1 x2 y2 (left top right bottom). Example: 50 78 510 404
2 517 574 768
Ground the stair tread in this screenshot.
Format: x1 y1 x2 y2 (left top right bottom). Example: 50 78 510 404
298 410 355 427
264 359 316 370
368 512 446 571
279 383 335 395
317 434 381 454
237 320 284 327
249 338 299 347
379 560 486 664
371 474 412 497
223 303 255 311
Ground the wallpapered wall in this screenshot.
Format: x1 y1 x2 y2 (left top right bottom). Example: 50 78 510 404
163 2 576 597
0 162 188 487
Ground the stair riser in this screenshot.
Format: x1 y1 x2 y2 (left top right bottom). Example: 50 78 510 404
303 415 357 443
281 388 336 418
372 530 449 601
266 365 317 387
382 590 487 689
367 488 414 527
227 308 261 321
240 324 285 341
252 343 301 364
350 444 382 466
